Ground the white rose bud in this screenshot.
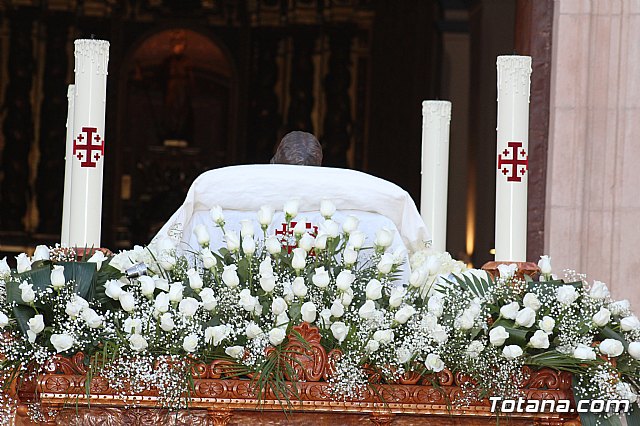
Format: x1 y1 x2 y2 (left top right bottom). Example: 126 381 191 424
28 314 45 334
358 300 377 319
497 263 518 278
376 253 394 275
538 255 552 274
50 265 66 290
275 311 289 329
284 199 299 219
366 279 383 300
388 287 406 308
523 293 541 311
292 277 307 297
87 250 106 271
81 308 103 328
454 312 475 330
129 334 148 352
628 342 640 360
336 270 355 291
33 245 50 261
299 233 315 252
159 313 175 332
242 236 256 255
425 353 445 372
259 275 276 293
269 327 286 346
257 205 274 227
246 322 263 339
610 299 631 316
330 299 345 318
330 322 349 343
321 219 340 238
105 279 123 300
320 199 336 218
592 307 611 327
225 230 240 252
182 333 199 353
0 257 10 276
573 344 596 360
16 253 32 273
409 269 427 288
199 288 218 311
466 341 485 358
319 309 332 327
365 340 380 353
428 294 445 317
342 215 359 234
556 285 578 305
301 302 317 323
395 305 416 324
538 315 556 333
154 277 169 292
314 232 328 250
489 326 510 346
259 257 273 276
50 333 74 353
119 292 136 312
528 330 550 349
373 329 394 345
293 219 307 236
179 297 200 317
65 295 89 317
291 247 307 270
154 292 170 313
19 281 35 304
271 297 288 316
225 346 244 359
193 224 210 246
201 248 217 269
374 228 394 249
515 307 536 328
239 219 254 238
348 231 366 250
500 301 520 320
124 318 142 335
209 205 225 225
599 339 624 357
621 315 640 331
265 236 282 255
312 266 331 288
222 265 240 288
205 325 230 346
0 312 9 328
185 268 203 291
502 345 524 359
168 282 184 303
139 275 156 297
238 289 257 312
590 281 610 300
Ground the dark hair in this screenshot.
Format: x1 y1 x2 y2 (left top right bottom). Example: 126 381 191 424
270 131 322 166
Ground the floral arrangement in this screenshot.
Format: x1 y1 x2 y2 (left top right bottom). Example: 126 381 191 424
1 199 640 425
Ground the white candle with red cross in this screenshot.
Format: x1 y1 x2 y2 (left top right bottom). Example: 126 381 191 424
61 84 75 247
420 100 452 253
68 39 110 249
494 55 532 262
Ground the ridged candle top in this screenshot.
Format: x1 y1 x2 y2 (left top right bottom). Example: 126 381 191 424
74 39 110 76
422 100 452 121
496 55 532 100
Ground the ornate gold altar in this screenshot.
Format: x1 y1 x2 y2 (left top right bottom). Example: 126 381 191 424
12 323 581 426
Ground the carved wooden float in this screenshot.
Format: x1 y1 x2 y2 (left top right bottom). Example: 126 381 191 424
13 323 581 425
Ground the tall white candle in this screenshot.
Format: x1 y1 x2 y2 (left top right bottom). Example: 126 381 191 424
420 100 452 253
494 55 532 262
61 84 75 247
68 39 110 248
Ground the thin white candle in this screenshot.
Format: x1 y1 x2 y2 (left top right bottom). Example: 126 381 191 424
494 55 532 262
68 39 110 249
60 84 75 247
420 100 452 253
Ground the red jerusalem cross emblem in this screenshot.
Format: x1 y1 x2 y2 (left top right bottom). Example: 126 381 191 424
498 141 528 182
73 127 104 168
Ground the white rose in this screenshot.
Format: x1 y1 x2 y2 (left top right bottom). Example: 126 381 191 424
365 340 380 353
599 339 624 357
275 311 289 329
28 314 45 335
336 270 355 291
342 215 359 234
341 287 354 306
16 253 32 273
500 302 520 320
201 248 217 269
259 258 273 276
199 288 218 311
269 327 287 346
373 329 394 345
139 275 156 297
81 308 103 328
179 297 200 317
314 232 328 250
365 279 383 300
377 253 394 275
529 330 550 349
169 282 184 303
331 322 349 343
523 293 541 311
330 299 345 318
271 297 288 316
590 281 610 300
502 345 524 359
396 347 412 364
193 224 210 246
87 250 106 271
246 322 263 339
65 295 89 317
293 219 307 237
454 312 475 331
124 318 142 334
50 265 66 290
319 309 332 327
428 294 444 317
388 287 406 308
19 281 36 303
312 267 331 288
154 277 169 292
617 382 638 404
0 257 10 276
592 307 611 327
225 346 244 359
32 245 49 261
265 236 282 255
299 233 315 252
321 219 340 238
538 315 556 333
119 292 136 312
158 253 176 271
343 246 358 266
292 277 307 297
395 305 416 324
432 324 449 344
129 334 148 352
0 312 9 328
237 219 253 239
409 269 427 288
425 353 445 372
105 279 123 300
358 300 377 320
622 315 640 331
515 307 536 328
610 299 631 316
291 248 306 270
206 325 230 346
538 255 552 274
628 342 640 360
182 333 199 353
573 344 596 360
284 199 299 219
154 292 170 313
210 205 225 225
159 313 175 332
557 285 579 305
222 265 240 288
320 199 336 218
186 268 203 290
489 326 510 346
50 333 75 353
348 231 366 250
225 230 240 252
374 228 394 248
238 289 257 312
257 205 274 227
466 341 484 358
260 275 276 293
242 236 256 255
497 263 518 278
301 302 317 323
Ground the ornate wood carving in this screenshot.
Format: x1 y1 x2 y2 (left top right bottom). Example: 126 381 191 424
286 32 316 133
